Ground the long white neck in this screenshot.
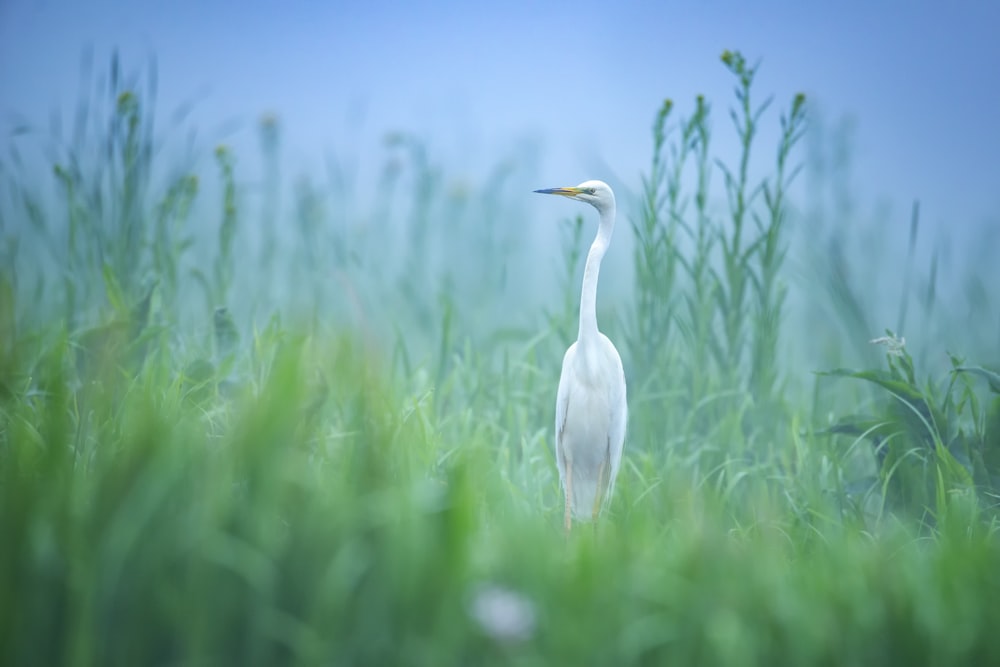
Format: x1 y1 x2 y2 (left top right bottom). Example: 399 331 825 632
578 204 615 346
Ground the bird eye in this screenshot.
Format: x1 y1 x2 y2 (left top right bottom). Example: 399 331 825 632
587 188 596 195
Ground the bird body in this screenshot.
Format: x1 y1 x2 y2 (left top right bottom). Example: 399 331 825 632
535 180 627 532
556 334 626 520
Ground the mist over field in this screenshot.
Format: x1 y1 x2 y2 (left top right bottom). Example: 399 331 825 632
3 2 997 363
2 2 1000 665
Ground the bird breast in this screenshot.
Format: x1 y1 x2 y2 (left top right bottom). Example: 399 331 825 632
559 337 624 467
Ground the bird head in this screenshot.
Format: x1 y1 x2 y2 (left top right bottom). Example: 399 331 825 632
534 179 615 214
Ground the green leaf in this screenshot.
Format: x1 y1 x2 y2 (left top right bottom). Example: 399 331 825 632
953 366 1000 394
982 397 1000 474
936 440 974 488
818 368 925 403
102 263 127 315
824 415 893 440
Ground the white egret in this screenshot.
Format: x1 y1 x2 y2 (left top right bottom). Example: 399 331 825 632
534 180 627 533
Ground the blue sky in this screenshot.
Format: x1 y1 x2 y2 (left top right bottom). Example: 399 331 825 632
2 0 999 233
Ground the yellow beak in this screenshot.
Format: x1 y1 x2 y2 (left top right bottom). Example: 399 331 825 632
534 186 583 197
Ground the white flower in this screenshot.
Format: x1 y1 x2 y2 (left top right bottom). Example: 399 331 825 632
870 334 906 357
469 584 537 643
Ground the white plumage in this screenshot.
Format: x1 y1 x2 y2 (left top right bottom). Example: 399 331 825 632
535 180 627 532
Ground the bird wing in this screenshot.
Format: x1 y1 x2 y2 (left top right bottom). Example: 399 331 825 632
554 343 577 487
602 337 627 505
605 367 627 502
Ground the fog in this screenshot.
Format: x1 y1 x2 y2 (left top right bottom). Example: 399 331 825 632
2 0 998 369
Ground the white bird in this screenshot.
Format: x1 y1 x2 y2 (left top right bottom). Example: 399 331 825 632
534 180 627 534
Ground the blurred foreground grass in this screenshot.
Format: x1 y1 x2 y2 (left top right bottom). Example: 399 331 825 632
4 332 1000 666
2 50 1000 665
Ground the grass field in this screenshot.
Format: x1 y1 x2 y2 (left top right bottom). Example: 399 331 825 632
2 50 1000 665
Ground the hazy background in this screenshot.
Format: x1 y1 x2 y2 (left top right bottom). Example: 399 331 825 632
1 0 998 368
3 0 998 219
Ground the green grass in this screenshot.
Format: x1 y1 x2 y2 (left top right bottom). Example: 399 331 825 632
2 50 1000 665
